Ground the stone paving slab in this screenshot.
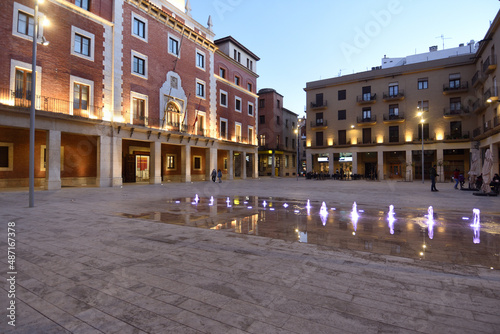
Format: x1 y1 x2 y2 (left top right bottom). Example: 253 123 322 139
0 178 499 333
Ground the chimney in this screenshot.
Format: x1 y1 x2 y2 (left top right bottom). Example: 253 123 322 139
429 46 438 52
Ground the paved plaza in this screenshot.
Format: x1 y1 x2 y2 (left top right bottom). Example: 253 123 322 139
1 178 500 333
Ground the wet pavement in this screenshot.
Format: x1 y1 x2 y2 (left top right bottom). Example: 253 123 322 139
1 178 500 333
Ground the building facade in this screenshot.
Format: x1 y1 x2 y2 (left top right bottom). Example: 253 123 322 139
304 10 499 182
257 88 298 177
0 0 259 189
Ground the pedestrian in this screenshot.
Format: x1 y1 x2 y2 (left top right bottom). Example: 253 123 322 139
340 167 344 180
430 164 439 192
211 169 217 182
453 168 460 189
217 169 222 183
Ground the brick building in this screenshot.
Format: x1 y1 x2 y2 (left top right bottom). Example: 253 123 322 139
0 0 259 188
304 10 500 182
257 88 299 177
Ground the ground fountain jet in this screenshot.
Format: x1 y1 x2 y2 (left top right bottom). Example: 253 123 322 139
351 202 359 232
471 208 480 244
319 202 328 226
388 205 396 235
306 199 311 215
426 206 434 239
192 194 200 205
226 197 231 208
209 196 214 206
262 200 267 208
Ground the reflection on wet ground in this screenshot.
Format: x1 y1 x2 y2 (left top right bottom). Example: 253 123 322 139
120 196 500 269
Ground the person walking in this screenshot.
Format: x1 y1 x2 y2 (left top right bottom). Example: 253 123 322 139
211 169 217 182
217 169 222 183
453 168 460 189
430 164 439 192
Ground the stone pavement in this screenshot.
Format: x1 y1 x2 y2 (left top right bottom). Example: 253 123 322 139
0 178 499 333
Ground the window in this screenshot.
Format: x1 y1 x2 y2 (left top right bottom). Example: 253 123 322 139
196 51 205 70
248 102 254 116
70 75 94 116
362 107 371 120
193 156 202 170
285 155 289 168
133 55 145 76
292 138 296 149
450 121 462 138
389 104 399 118
196 80 205 98
71 26 94 61
220 91 227 107
233 50 241 62
219 67 226 79
235 76 240 86
246 58 253 70
248 127 254 145
276 116 280 125
74 34 90 56
169 36 179 56
418 78 428 90
75 0 90 10
0 143 14 171
164 100 180 127
15 68 32 101
277 99 281 108
417 100 429 112
362 86 371 101
235 97 242 112
166 155 176 170
314 93 324 107
247 82 253 92
449 73 460 89
130 92 148 125
17 11 34 37
259 99 265 108
132 13 147 41
418 123 430 140
338 110 346 120
389 126 399 143
197 112 206 133
316 132 323 146
73 83 89 113
259 115 265 124
220 118 227 139
259 134 266 146
338 89 346 100
315 112 323 126
388 82 398 96
338 130 346 145
285 137 289 148
450 97 461 113
362 128 372 144
235 123 242 141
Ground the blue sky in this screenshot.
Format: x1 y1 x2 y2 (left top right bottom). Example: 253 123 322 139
190 0 499 117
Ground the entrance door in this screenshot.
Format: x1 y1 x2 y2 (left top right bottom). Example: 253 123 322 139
124 154 136 183
135 154 150 182
389 164 401 178
365 162 377 180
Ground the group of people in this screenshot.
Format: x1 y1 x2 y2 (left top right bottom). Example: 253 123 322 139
211 169 222 183
448 168 500 193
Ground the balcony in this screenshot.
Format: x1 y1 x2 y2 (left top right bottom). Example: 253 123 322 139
356 137 377 145
311 100 328 110
443 106 470 118
356 94 377 105
310 119 327 129
382 90 405 101
472 99 487 114
495 115 500 128
383 113 405 123
443 131 470 140
471 71 486 88
442 81 469 95
356 115 377 125
483 55 497 75
472 127 481 138
0 88 102 119
484 120 492 133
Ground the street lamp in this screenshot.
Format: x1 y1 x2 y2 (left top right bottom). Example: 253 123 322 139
417 108 424 184
294 127 299 181
29 0 49 207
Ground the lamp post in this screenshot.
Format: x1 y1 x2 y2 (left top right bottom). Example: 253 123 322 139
295 127 299 181
29 0 41 207
417 107 424 184
29 0 48 207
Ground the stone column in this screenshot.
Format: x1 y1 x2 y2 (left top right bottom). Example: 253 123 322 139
253 151 258 178
377 150 384 180
306 150 312 173
45 130 61 190
97 135 111 187
111 136 123 187
206 147 217 180
181 144 191 183
328 152 334 175
352 152 358 175
406 150 413 182
228 149 234 180
491 143 499 175
436 148 444 182
271 150 275 178
149 141 161 184
241 151 247 179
